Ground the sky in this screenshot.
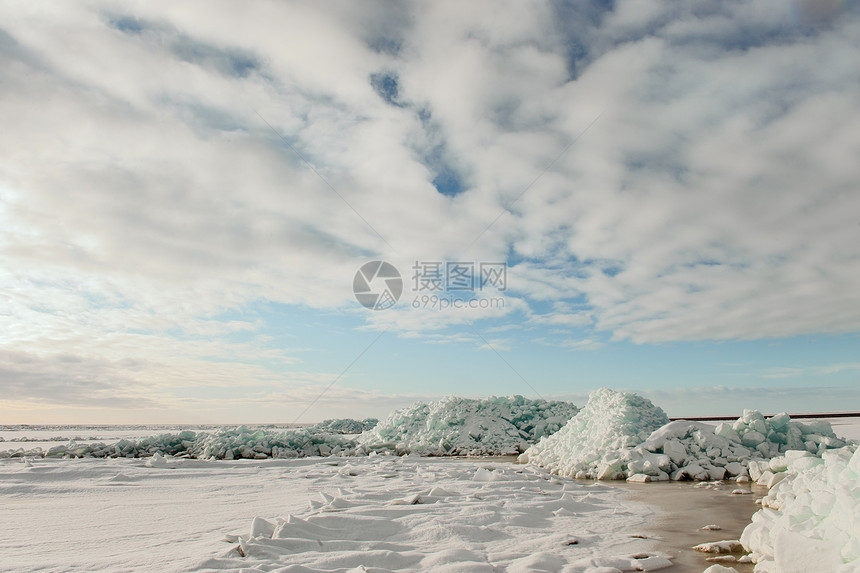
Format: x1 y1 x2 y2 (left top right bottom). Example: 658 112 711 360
1 0 859 424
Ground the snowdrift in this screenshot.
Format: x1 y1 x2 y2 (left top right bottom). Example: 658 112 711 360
740 444 859 572
520 388 851 482
358 395 578 455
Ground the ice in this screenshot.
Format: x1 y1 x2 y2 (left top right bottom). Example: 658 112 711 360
0 427 359 460
2 400 857 573
740 444 859 572
518 388 671 479
312 418 379 434
520 389 851 482
0 397 577 461
2 393 850 472
692 540 744 554
702 566 740 573
357 395 578 456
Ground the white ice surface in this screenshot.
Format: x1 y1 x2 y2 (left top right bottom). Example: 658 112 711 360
0 456 666 573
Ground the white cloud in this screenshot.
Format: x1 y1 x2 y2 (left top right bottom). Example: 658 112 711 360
1 1 860 418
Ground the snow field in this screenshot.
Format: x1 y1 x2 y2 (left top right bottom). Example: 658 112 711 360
0 455 670 573
4 388 858 572
193 456 673 573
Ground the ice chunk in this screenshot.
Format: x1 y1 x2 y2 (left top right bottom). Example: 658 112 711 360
692 540 744 554
633 555 673 570
767 412 790 430
472 467 504 482
702 565 740 573
249 517 275 538
662 439 687 465
741 431 765 447
723 462 746 477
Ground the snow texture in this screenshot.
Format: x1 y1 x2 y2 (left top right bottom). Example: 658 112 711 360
740 444 860 573
194 457 672 573
521 389 851 482
357 395 578 456
0 456 668 572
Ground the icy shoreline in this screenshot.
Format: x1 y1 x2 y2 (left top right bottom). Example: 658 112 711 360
3 389 858 572
0 396 577 460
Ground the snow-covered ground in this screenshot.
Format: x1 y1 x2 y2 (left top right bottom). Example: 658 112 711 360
2 391 858 573
0 456 669 573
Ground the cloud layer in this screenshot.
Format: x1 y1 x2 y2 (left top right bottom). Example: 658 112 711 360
1 1 859 419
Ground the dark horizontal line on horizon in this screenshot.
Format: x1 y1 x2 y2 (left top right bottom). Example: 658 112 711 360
669 412 860 421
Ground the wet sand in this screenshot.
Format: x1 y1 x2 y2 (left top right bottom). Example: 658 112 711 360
612 480 765 572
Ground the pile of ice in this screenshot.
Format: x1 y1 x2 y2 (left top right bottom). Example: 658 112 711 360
311 417 378 434
520 389 850 482
0 427 359 460
518 388 670 479
740 444 859 572
357 395 578 456
0 397 578 460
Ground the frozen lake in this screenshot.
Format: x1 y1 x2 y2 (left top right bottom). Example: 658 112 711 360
0 456 670 573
